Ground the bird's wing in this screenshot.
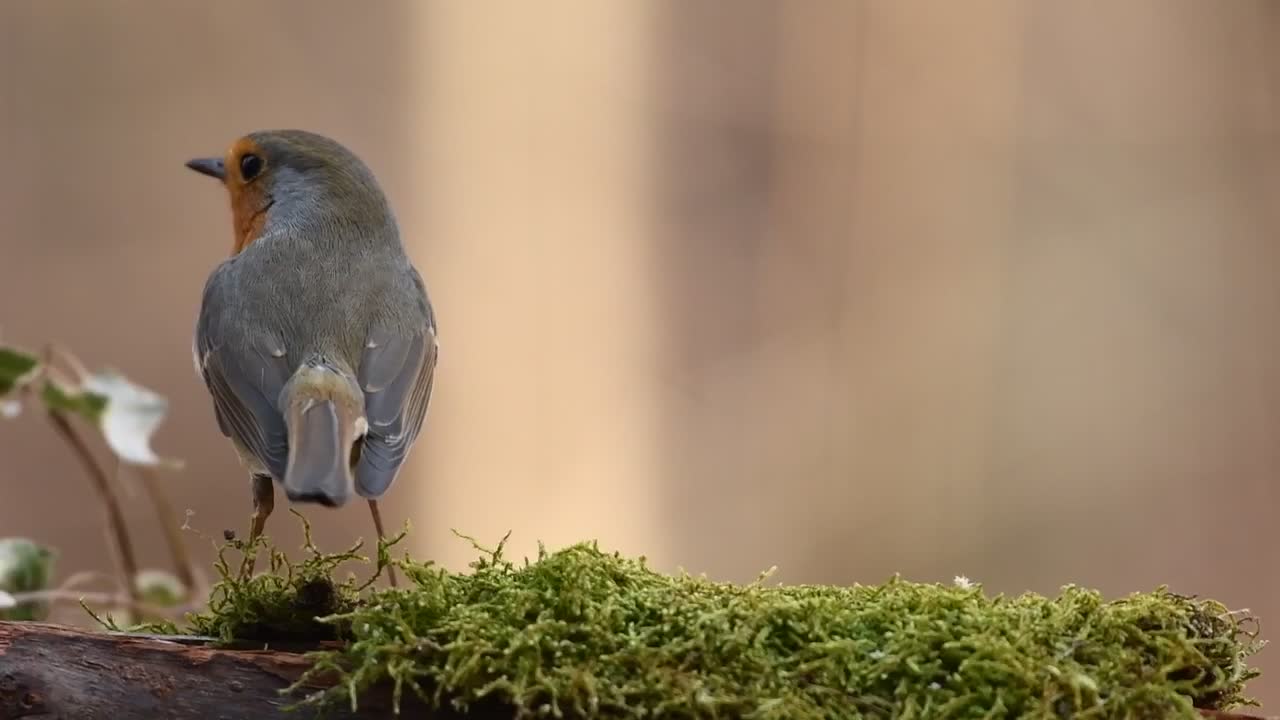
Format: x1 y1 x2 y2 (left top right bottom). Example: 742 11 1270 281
353 269 438 498
194 265 292 480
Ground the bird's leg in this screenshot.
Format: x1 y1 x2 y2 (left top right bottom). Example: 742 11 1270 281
367 499 398 588
240 474 275 579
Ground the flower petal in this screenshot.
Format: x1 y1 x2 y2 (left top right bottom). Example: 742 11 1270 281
82 370 182 468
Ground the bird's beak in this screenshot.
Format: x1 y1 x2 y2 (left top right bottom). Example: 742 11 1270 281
184 157 226 180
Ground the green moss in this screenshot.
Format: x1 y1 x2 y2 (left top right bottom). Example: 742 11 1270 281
135 510 386 643
144 517 1264 719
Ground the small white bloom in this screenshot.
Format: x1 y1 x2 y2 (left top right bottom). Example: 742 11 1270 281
953 575 973 589
0 399 20 419
134 569 187 607
82 370 182 468
869 650 885 660
0 591 15 609
929 682 942 690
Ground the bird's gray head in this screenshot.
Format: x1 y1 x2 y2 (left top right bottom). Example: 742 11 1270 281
185 129 393 254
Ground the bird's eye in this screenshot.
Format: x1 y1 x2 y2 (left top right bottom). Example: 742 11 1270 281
240 153 264 181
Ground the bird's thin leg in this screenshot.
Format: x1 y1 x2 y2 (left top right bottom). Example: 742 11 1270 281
240 474 275 579
367 499 398 588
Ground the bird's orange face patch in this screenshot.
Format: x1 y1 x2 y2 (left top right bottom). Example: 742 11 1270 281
222 137 273 256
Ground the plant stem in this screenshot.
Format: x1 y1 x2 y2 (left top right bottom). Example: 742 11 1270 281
55 570 118 593
135 465 198 595
47 410 143 616
7 589 177 618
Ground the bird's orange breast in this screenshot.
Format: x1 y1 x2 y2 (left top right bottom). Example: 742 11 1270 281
229 183 272 255
224 137 273 256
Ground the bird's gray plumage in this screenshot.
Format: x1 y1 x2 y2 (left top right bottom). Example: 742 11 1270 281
193 130 436 503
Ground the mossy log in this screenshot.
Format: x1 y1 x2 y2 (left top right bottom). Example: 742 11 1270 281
0 621 487 719
6 527 1263 719
0 621 1274 720
0 621 1273 720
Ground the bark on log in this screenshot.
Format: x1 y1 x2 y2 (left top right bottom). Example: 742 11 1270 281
0 621 479 719
0 620 1273 720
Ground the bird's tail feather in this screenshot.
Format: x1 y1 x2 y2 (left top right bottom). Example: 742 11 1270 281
281 363 366 507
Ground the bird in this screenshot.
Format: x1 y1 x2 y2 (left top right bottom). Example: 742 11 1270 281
185 129 438 587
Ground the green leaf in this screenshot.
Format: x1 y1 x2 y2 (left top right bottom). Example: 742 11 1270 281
40 379 108 421
0 346 39 397
1 339 181 466
0 345 41 418
0 537 56 621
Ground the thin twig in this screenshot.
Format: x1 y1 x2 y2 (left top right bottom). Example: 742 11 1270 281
47 410 143 617
54 570 119 594
6 589 182 618
134 465 199 595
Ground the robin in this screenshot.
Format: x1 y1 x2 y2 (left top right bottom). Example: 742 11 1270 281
185 129 438 587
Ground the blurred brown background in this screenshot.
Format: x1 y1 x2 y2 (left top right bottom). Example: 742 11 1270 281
3 0 1280 706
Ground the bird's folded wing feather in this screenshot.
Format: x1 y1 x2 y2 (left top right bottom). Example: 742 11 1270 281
194 267 291 480
354 276 438 498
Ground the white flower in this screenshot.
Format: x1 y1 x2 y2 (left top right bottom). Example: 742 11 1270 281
0 399 20 419
0 591 15 609
953 575 973 589
82 370 181 468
